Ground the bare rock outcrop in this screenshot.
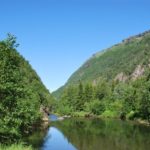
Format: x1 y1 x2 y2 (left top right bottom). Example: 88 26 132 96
114 72 128 82
131 65 145 80
40 106 49 122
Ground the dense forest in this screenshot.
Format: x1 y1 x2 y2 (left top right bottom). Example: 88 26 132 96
54 30 150 123
0 34 53 145
56 75 150 122
53 30 150 99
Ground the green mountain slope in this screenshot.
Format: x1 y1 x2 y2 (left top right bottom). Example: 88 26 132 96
0 34 52 143
53 30 150 99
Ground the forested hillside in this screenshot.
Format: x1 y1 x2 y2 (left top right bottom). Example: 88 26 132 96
54 30 150 123
53 30 150 99
0 34 53 144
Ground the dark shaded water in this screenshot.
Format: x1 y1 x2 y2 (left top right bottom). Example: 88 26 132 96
29 116 150 150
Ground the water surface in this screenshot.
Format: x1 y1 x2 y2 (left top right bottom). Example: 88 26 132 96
49 114 58 121
32 117 150 150
41 127 77 150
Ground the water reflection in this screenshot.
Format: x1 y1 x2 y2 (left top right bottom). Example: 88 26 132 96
49 114 58 121
41 127 77 150
42 118 150 150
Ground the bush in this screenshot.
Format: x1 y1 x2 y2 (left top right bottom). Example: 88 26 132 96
57 105 73 115
0 143 33 150
126 111 137 120
101 110 118 118
84 99 105 115
72 111 88 117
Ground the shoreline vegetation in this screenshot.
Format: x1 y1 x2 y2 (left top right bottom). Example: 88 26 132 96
0 143 33 150
1 114 149 150
52 112 150 127
53 30 150 128
0 35 53 149
54 77 150 127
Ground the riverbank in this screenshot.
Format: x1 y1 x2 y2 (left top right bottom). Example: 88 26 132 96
55 111 150 127
0 143 33 150
135 119 150 126
42 116 150 150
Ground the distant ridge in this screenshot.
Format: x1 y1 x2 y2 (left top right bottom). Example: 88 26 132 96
53 29 150 99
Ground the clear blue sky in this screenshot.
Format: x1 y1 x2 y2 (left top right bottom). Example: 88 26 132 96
0 0 150 92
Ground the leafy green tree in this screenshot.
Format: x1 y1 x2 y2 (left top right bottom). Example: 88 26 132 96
0 35 52 143
4 33 19 48
94 80 111 101
75 81 84 111
62 86 77 111
122 86 137 114
85 99 105 115
83 83 94 103
139 80 150 122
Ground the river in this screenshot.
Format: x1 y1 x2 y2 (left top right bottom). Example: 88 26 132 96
29 115 150 150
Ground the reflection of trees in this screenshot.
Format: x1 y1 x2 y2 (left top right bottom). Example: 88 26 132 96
51 118 150 150
26 129 47 149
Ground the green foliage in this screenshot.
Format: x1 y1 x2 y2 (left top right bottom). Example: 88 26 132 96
54 31 150 123
84 83 94 102
56 69 150 122
108 100 123 113
0 143 33 150
4 33 19 49
0 35 52 144
138 79 150 122
94 80 111 100
84 99 105 115
126 111 137 120
54 31 150 99
72 111 88 117
101 110 117 118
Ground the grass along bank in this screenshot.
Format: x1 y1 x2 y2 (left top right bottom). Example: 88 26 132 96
0 143 33 150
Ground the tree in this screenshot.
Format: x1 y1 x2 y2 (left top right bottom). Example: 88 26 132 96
94 80 111 101
0 35 52 143
84 99 105 115
139 80 150 122
4 33 19 49
75 81 85 111
84 83 94 103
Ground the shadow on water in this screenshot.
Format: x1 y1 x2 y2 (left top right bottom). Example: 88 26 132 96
28 116 150 150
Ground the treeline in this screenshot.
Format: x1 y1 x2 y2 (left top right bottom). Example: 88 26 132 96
56 70 150 122
0 34 53 144
53 31 150 98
